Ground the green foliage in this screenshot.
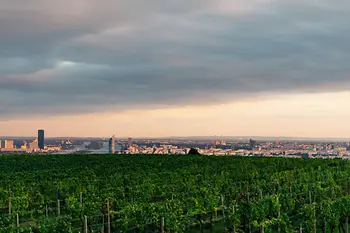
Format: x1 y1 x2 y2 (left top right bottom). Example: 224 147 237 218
36 216 73 233
0 215 16 233
0 154 350 232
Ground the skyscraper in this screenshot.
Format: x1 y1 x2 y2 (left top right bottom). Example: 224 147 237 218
249 139 255 148
38 129 44 150
128 137 132 147
109 135 115 154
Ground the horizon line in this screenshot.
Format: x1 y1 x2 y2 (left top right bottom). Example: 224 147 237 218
0 135 349 141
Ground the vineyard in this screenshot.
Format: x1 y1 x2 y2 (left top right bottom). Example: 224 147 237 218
0 154 350 233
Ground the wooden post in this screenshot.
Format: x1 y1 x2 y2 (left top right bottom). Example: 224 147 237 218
247 192 251 233
57 199 60 216
277 196 280 233
46 204 48 217
101 214 105 233
232 205 236 233
309 191 312 204
84 215 88 233
347 179 349 233
80 192 83 221
8 199 11 215
16 213 20 233
313 203 316 233
260 191 264 233
107 200 111 233
300 225 303 233
160 216 165 233
221 195 225 218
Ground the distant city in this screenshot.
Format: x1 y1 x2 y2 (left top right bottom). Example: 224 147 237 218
1 129 350 158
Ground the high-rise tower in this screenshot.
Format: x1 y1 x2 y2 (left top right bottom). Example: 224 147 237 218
38 129 45 150
109 135 115 154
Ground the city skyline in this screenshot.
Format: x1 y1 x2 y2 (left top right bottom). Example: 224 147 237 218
1 1 350 137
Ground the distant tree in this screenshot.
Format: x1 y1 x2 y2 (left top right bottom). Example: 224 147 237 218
188 148 201 155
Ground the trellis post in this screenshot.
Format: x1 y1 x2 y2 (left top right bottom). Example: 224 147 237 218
313 203 316 233
309 191 312 204
100 213 104 233
277 196 280 233
260 190 264 233
346 178 349 233
160 216 165 233
248 191 251 233
8 199 11 215
84 215 88 233
221 195 225 218
16 213 20 233
232 205 236 233
57 199 60 216
107 199 111 233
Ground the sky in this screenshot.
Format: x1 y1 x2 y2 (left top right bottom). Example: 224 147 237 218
1 0 350 138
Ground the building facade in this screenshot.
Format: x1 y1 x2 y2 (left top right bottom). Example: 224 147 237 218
109 135 115 154
38 130 44 150
0 140 14 149
28 140 39 151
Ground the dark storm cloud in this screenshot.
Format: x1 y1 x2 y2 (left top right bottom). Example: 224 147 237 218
1 0 350 118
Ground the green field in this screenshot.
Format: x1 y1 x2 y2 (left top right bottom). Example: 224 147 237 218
0 154 350 232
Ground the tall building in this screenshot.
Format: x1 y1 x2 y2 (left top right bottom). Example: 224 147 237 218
5 140 14 149
0 140 14 149
38 129 44 150
109 135 115 154
249 139 255 148
28 139 39 151
0 140 15 149
128 137 132 147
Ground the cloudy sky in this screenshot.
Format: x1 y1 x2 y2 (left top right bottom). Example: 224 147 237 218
1 0 350 138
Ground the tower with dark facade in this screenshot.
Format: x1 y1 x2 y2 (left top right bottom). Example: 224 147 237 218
38 129 45 150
